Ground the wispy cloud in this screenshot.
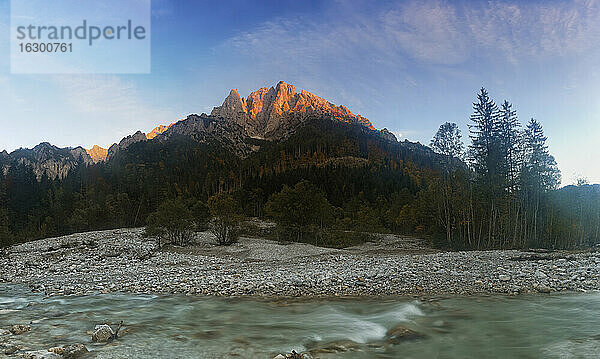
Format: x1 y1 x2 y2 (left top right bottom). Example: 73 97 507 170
220 0 600 69
382 1 469 65
467 0 600 63
52 75 177 146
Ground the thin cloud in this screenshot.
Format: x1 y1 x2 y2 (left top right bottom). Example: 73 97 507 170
53 75 177 146
466 0 600 63
382 1 470 65
220 0 600 69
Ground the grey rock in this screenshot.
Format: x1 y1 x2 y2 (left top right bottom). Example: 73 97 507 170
91 324 114 343
62 343 88 358
10 324 31 335
385 325 425 344
17 350 62 359
4 344 20 355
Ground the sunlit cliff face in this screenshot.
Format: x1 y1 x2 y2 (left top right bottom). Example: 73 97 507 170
146 123 175 140
211 81 376 139
86 145 108 163
85 81 380 161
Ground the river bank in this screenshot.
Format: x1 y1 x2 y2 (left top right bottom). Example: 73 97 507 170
0 228 598 298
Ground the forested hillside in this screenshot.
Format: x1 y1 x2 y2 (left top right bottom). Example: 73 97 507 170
0 89 598 250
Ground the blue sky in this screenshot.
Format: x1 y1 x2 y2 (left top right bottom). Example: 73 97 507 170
1 0 599 184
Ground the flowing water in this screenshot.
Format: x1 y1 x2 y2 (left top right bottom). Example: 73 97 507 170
1 284 599 358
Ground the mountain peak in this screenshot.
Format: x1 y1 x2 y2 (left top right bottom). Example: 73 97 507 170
147 123 175 140
211 81 376 139
87 145 108 163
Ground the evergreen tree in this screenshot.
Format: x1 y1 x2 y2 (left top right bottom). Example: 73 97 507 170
498 100 521 192
521 118 561 246
468 87 501 184
468 87 502 247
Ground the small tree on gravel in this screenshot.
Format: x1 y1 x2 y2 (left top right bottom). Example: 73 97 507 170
145 198 195 247
187 199 211 231
208 193 243 246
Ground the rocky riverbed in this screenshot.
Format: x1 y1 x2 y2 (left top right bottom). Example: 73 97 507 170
0 228 599 297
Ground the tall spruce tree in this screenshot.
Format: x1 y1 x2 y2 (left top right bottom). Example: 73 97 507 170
523 119 560 192
521 118 561 246
468 88 502 247
498 100 521 192
469 88 501 186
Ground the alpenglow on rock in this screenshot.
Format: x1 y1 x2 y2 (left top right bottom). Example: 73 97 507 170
86 144 108 163
211 81 377 140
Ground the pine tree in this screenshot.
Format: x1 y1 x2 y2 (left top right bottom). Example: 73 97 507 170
521 118 561 246
468 88 502 247
469 88 502 186
523 119 560 192
498 100 521 192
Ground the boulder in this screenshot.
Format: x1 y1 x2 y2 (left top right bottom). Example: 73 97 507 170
16 350 62 359
48 347 64 355
385 325 425 344
536 284 552 293
91 324 114 343
0 328 11 335
4 344 20 355
62 343 88 358
10 324 31 335
310 340 361 354
499 275 511 282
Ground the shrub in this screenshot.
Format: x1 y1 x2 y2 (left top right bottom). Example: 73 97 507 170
208 193 243 246
145 198 195 247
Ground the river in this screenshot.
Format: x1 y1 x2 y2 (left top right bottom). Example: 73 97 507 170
1 284 599 358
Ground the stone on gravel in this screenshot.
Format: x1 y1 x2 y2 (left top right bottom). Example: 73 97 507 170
536 284 552 293
1 228 599 298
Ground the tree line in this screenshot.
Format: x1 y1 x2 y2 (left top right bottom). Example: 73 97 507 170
420 88 597 249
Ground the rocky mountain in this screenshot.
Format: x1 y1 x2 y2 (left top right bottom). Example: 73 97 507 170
107 131 147 161
86 124 175 163
3 142 93 180
86 145 108 163
6 81 403 181
211 81 393 141
153 114 257 157
146 123 175 140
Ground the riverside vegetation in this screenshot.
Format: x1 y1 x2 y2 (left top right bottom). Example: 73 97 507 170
0 87 598 251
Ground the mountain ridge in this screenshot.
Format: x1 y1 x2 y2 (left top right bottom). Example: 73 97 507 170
4 81 400 178
211 81 382 140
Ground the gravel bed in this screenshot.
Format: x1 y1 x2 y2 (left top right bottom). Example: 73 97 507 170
0 228 598 297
